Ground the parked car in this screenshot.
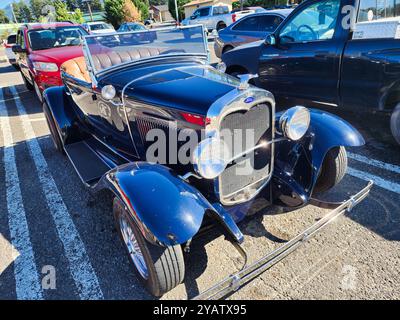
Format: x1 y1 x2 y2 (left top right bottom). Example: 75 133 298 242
4 33 18 69
231 6 266 22
222 0 400 145
82 21 115 34
82 21 119 47
43 25 372 298
214 9 292 58
12 22 88 102
117 22 157 43
181 5 235 31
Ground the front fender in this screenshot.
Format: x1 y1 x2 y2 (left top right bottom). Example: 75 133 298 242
97 162 214 246
42 86 77 145
308 109 364 171
273 109 364 207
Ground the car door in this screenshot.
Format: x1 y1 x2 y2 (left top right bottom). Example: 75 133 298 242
258 0 344 106
190 7 211 28
231 15 263 45
16 29 30 80
231 14 284 46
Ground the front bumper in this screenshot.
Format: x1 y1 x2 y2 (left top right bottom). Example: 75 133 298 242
192 180 373 300
35 72 63 91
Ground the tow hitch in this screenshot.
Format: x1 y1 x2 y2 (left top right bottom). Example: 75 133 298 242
192 181 373 300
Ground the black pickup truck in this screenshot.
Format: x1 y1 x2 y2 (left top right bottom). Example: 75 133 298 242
222 0 400 144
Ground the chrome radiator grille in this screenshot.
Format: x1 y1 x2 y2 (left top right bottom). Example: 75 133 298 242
218 103 272 204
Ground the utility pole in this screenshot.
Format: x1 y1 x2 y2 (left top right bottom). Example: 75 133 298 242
174 0 179 24
82 0 94 22
11 3 18 23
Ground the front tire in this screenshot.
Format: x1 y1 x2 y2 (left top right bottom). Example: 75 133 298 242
21 72 34 91
114 198 185 297
34 81 43 103
390 103 400 145
314 146 348 194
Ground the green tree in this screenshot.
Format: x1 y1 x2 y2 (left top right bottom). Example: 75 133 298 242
105 0 125 28
54 0 84 23
12 1 33 23
0 9 10 23
168 0 190 21
132 0 149 20
29 0 53 21
71 8 85 23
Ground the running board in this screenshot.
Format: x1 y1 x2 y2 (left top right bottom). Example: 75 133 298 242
192 181 373 300
64 140 112 185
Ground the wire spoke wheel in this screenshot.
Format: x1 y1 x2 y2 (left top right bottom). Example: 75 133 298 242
119 215 149 279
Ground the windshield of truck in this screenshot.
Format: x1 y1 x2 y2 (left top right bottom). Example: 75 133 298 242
84 26 207 74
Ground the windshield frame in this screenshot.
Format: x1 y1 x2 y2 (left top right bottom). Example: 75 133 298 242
82 25 209 81
27 26 88 51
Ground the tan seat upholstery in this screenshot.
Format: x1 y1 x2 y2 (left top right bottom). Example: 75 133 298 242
61 56 91 83
61 47 165 83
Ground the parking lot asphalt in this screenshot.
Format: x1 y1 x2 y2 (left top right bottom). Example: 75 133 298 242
0 42 399 300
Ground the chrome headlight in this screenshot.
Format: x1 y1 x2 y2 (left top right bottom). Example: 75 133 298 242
279 106 310 141
101 85 116 100
192 137 230 179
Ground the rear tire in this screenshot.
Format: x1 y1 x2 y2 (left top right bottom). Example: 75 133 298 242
314 146 348 194
113 198 185 297
390 103 400 145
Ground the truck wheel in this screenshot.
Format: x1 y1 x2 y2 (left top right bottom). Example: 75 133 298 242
216 22 226 31
314 146 348 194
43 101 64 154
390 103 400 145
114 198 185 297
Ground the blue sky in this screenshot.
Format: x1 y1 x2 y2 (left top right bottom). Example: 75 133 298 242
1 0 22 9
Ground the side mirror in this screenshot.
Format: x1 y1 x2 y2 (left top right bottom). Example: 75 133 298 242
190 15 196 20
265 34 277 46
12 44 26 53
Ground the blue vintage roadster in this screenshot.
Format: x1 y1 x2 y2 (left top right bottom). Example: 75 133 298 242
43 25 372 299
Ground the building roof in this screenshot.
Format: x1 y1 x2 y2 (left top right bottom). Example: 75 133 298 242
152 5 169 12
183 0 213 8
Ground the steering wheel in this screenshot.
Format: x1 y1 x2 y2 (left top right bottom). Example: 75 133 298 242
297 24 317 41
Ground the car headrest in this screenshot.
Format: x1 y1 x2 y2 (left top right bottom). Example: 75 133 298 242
91 47 165 71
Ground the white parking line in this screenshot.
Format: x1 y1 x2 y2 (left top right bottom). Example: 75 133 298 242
348 152 400 175
348 167 400 194
10 86 104 300
0 88 43 300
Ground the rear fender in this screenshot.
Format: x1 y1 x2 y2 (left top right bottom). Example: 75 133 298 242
42 86 78 145
96 162 222 246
